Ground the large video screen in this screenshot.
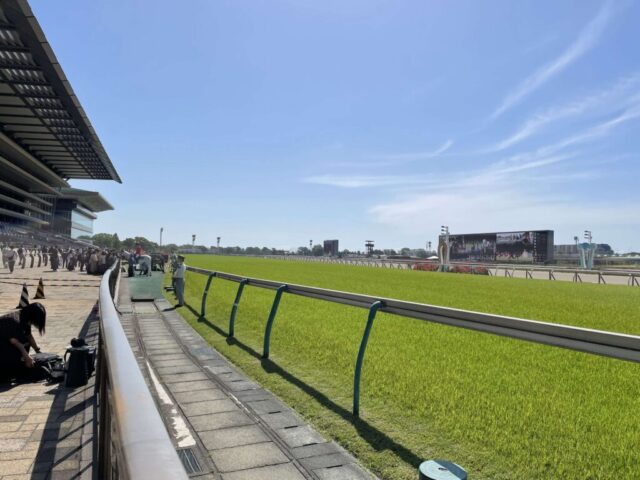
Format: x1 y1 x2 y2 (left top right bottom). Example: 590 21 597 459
496 231 535 262
446 231 552 263
449 233 496 261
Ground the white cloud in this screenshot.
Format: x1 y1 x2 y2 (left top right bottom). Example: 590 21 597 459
490 1 614 120
372 139 454 161
369 189 640 237
487 73 640 152
302 174 432 188
536 103 640 155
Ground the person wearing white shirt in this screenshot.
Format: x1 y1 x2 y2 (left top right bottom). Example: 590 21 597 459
172 256 187 307
5 247 17 273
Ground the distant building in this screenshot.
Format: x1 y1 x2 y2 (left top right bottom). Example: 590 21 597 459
554 243 614 258
323 239 339 256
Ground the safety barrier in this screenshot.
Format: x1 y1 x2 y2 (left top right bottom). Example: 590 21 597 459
271 256 640 286
97 262 188 479
187 266 640 417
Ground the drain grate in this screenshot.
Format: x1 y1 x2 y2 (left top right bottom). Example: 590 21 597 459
177 448 203 475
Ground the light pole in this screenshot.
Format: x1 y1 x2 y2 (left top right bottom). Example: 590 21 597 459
216 237 221 254
192 234 196 248
584 230 592 244
160 227 163 247
309 239 312 254
440 225 450 270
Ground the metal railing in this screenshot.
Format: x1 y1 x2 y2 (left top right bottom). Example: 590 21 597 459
272 255 640 286
187 266 640 417
97 261 188 479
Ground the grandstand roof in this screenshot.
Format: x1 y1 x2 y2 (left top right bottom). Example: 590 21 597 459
57 187 114 213
0 0 121 183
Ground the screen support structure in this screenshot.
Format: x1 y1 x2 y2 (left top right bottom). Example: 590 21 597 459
438 226 451 271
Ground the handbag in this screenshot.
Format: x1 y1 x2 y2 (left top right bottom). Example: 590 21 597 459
32 352 65 382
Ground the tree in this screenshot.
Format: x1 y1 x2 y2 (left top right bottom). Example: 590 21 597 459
311 244 324 256
92 233 120 249
415 248 428 258
121 236 157 252
383 249 397 256
400 247 412 256
163 243 179 252
297 246 311 255
121 237 135 250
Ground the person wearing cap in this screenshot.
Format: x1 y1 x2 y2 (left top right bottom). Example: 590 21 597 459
173 255 186 307
0 303 46 382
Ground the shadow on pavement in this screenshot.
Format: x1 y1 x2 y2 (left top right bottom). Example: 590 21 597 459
190 302 423 470
30 308 99 480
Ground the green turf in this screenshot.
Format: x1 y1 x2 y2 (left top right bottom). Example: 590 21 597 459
166 255 640 480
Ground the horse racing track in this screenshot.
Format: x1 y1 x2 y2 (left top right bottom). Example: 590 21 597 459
167 255 640 480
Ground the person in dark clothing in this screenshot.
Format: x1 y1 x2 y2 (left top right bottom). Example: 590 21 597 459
0 303 46 382
50 247 59 272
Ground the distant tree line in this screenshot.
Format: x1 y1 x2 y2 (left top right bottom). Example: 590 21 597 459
79 234 435 258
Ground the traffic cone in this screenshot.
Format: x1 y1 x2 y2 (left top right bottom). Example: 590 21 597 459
34 278 45 299
16 283 29 309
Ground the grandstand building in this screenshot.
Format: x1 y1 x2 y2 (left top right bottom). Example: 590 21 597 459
0 1 119 245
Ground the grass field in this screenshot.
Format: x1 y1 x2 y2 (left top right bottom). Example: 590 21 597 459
167 255 640 479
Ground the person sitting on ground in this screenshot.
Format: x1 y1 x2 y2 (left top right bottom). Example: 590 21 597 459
0 303 46 383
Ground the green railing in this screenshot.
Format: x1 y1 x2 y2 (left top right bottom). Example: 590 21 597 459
187 266 640 417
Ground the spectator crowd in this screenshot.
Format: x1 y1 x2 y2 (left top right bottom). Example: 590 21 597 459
1 244 119 275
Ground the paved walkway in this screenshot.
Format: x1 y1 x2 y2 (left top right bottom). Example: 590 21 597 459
118 277 374 480
0 266 101 480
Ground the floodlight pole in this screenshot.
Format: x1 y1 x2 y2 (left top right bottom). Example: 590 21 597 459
160 227 163 247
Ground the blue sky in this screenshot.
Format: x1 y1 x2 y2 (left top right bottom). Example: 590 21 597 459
32 0 640 251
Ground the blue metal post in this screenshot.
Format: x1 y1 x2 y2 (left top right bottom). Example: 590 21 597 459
262 285 288 359
229 279 248 338
353 300 383 417
199 273 216 320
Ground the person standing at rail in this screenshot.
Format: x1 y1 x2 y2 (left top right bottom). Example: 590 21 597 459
61 249 68 269
173 255 186 307
1 244 8 269
18 246 25 269
5 247 16 273
50 246 59 272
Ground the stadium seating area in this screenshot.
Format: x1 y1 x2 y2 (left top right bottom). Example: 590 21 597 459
0 224 93 249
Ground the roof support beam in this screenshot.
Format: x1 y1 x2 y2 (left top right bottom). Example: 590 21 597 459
0 130 67 186
0 178 52 205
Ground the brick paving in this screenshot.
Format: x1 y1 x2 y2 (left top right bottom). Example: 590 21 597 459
0 266 101 480
118 278 375 480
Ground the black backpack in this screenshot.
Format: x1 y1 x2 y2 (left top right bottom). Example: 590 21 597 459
64 338 96 388
32 352 65 383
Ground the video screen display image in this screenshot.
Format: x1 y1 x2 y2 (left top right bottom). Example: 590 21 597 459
446 231 553 263
449 234 496 261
